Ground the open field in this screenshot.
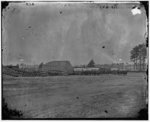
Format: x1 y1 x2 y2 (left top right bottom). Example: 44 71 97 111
3 73 147 118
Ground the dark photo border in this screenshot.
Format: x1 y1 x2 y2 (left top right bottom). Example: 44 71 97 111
1 1 149 120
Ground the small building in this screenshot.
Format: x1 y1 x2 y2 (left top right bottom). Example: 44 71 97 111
124 64 135 71
19 63 26 69
74 67 99 72
41 60 73 75
110 67 118 71
95 64 111 71
19 63 39 71
111 63 125 71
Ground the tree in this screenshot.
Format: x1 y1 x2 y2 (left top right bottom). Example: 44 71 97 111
16 64 19 69
130 45 139 70
39 62 43 70
138 44 147 71
130 43 147 71
130 48 136 70
87 59 95 67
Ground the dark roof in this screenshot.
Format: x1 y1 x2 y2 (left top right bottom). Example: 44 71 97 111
42 60 73 74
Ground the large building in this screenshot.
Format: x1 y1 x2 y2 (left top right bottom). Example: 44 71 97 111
41 61 73 75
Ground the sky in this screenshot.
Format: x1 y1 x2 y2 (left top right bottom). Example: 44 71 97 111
2 2 147 66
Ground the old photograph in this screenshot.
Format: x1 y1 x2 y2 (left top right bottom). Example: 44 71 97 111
1 1 148 119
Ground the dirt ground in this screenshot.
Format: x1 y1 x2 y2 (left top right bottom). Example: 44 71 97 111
3 73 147 118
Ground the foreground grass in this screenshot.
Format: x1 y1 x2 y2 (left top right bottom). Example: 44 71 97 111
3 73 147 119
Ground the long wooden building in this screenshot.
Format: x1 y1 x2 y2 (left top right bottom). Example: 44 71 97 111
41 60 73 75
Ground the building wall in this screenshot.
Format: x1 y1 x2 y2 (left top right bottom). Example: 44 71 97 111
74 67 99 71
19 63 39 71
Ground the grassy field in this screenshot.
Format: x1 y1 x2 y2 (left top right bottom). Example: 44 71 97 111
3 73 147 118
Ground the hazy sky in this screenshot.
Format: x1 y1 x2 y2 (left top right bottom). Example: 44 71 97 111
2 2 147 65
